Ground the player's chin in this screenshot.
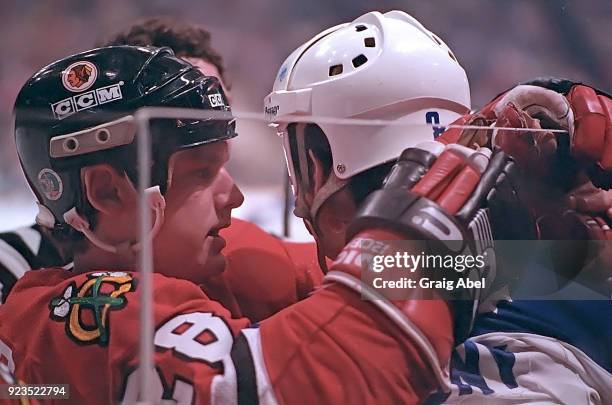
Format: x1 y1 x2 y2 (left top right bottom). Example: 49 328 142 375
202 235 228 268
202 253 227 277
319 234 344 260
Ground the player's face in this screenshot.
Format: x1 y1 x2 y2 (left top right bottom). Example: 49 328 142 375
293 149 358 259
310 188 357 259
152 141 243 284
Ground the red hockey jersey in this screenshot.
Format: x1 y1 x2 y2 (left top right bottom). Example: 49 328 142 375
0 260 450 404
220 218 323 321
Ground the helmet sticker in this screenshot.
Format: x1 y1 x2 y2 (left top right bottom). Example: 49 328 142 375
208 93 225 107
62 61 98 92
278 65 288 82
50 81 124 120
38 168 63 200
264 104 279 119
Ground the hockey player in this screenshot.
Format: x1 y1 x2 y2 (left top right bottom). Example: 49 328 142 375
0 45 523 404
0 17 322 322
0 16 237 306
265 10 612 404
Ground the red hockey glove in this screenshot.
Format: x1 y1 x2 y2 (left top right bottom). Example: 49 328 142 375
441 78 612 188
347 141 535 340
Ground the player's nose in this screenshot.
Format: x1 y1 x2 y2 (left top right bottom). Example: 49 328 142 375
227 183 244 209
213 168 244 210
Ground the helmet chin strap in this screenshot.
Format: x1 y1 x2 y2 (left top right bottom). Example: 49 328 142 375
295 177 348 274
293 126 349 272
63 185 166 254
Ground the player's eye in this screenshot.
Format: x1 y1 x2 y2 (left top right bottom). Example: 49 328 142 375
198 169 213 181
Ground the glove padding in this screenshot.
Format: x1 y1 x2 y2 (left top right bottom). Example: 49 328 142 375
349 141 536 246
441 78 612 188
555 80 612 172
434 79 612 297
348 141 535 340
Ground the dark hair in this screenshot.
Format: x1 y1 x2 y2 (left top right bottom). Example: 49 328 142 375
102 17 228 86
289 123 393 206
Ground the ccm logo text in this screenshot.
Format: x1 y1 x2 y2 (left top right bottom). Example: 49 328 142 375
51 82 124 120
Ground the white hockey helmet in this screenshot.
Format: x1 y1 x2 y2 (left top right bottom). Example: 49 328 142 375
266 9 470 178
265 10 471 239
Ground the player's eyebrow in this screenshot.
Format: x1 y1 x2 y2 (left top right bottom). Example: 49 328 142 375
173 141 229 171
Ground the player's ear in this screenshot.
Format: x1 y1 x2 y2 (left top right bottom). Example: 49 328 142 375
82 164 136 215
319 187 355 234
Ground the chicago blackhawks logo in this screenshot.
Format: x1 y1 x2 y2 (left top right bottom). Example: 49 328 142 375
49 272 136 346
62 61 98 92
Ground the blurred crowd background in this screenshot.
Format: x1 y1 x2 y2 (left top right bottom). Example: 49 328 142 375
0 0 610 233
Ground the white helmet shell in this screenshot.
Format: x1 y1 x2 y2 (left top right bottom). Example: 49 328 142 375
265 10 471 181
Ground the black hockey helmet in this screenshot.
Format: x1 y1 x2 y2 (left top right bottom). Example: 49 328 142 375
14 45 235 235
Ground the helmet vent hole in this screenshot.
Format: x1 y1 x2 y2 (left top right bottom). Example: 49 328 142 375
96 129 111 144
355 25 367 32
448 51 457 62
64 138 79 152
329 64 343 76
352 54 368 68
364 37 375 47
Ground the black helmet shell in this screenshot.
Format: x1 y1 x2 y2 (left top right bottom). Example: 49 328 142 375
14 45 236 231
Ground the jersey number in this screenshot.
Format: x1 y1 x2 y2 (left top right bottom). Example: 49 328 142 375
122 312 233 403
155 312 233 365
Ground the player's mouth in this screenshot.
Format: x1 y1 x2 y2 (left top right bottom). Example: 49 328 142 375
208 220 230 236
206 222 230 251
